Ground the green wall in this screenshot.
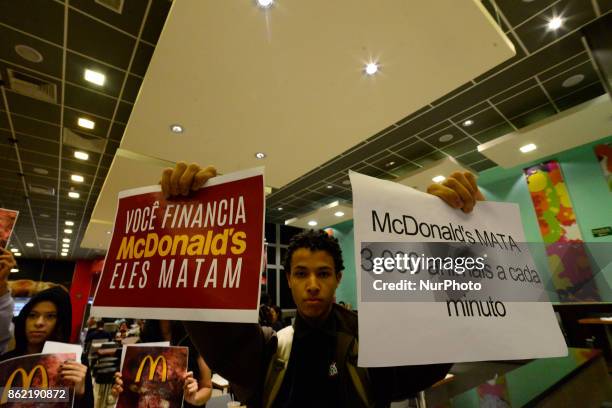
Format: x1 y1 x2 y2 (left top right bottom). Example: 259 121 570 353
328 136 612 308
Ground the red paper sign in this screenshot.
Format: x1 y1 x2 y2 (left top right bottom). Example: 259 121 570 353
92 168 265 322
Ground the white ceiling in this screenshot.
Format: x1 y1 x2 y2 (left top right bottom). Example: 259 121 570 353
478 94 612 168
82 0 516 249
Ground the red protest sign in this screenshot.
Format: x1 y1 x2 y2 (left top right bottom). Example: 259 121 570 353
92 168 265 322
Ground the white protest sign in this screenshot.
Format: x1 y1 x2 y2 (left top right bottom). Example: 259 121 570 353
350 171 567 367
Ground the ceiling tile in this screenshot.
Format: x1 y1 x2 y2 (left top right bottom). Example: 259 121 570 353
599 0 612 13
449 102 489 124
554 81 605 111
122 74 142 102
514 0 596 53
413 151 447 167
0 0 64 45
131 41 154 76
0 25 63 78
471 159 498 173
63 107 111 138
65 51 125 98
6 90 61 123
537 51 590 81
393 140 436 161
67 9 136 70
509 103 557 128
540 62 601 100
490 78 538 104
115 101 133 123
65 83 117 119
141 0 172 44
365 150 412 172
472 122 514 144
19 149 58 169
494 86 551 119
493 0 559 28
454 107 508 135
430 82 474 106
422 126 466 149
15 132 59 154
457 150 488 165
109 122 126 141
11 115 60 142
441 138 479 157
0 110 9 129
70 0 148 36
61 157 100 177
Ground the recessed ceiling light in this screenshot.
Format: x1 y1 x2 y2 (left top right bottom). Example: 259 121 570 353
308 220 318 226
342 179 351 185
68 192 80 199
71 174 84 183
74 151 89 160
78 117 95 129
326 185 333 189
14 253 21 257
364 62 379 76
562 74 585 88
438 134 454 143
10 248 18 253
10 268 18 273
256 0 274 8
65 221 74 226
62 243 70 248
520 143 537 153
255 152 266 159
386 161 396 167
61 253 68 257
170 124 184 133
14 44 43 63
432 175 446 183
547 16 563 30
64 229 73 234
33 167 49 175
63 238 70 243
84 69 105 86
277 207 283 211
462 119 474 127
334 211 345 217
25 242 34 247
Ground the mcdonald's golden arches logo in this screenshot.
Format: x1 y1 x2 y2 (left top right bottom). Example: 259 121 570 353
135 355 167 382
1 365 48 403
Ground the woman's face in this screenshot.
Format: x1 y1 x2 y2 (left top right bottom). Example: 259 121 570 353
25 301 58 347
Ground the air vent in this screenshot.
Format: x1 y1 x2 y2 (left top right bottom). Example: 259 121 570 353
29 184 56 196
95 0 124 14
7 69 57 103
63 128 105 153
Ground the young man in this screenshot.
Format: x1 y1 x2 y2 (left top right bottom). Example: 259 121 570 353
161 162 484 408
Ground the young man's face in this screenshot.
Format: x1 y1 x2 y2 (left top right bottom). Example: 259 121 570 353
287 248 342 322
25 301 58 347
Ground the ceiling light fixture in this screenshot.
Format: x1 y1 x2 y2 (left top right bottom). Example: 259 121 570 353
71 174 84 183
26 242 34 247
170 124 184 133
562 74 585 88
364 62 379 76
256 0 274 8
255 152 266 159
386 161 396 167
462 119 474 127
61 253 68 257
65 221 74 226
78 117 95 129
63 238 70 243
64 229 73 234
277 207 283 211
547 16 563 30
520 143 537 153
308 220 318 226
438 134 454 143
432 175 446 183
14 44 43 63
84 69 105 86
68 192 80 199
10 268 18 273
10 248 18 253
326 185 333 189
14 253 21 257
334 211 345 217
62 243 70 248
74 151 89 160
33 167 49 175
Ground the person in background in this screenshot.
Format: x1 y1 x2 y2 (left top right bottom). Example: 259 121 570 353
0 248 16 354
115 321 129 340
111 319 213 407
0 286 94 407
270 305 284 332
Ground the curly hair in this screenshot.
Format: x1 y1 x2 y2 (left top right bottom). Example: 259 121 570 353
283 229 344 274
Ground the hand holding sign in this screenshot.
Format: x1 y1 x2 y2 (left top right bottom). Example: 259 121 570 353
160 162 218 198
59 360 88 396
426 171 486 213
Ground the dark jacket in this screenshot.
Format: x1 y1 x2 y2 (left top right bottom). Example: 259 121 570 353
0 287 94 408
184 304 451 407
